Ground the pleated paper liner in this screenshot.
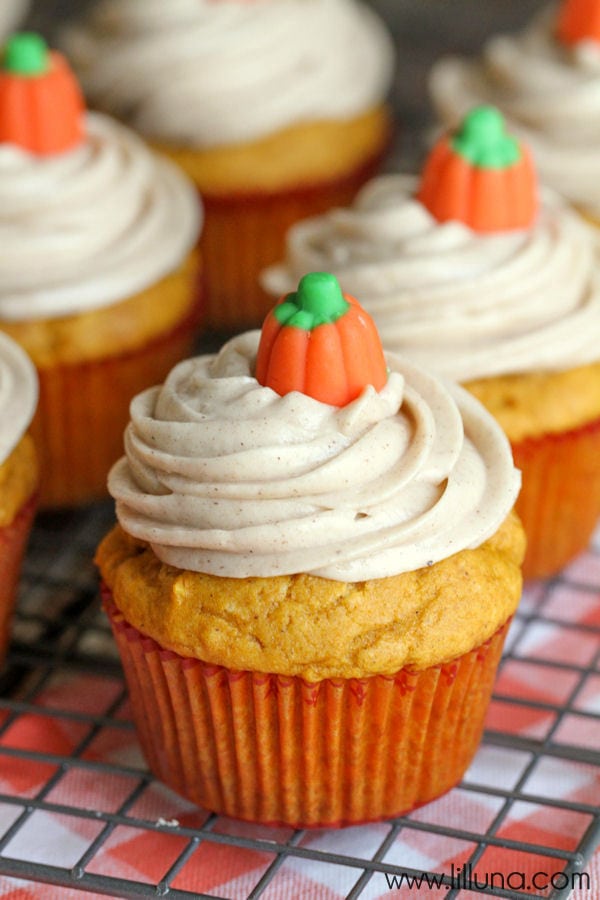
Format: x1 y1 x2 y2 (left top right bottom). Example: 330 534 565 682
195 147 390 333
0 492 37 663
104 588 510 828
512 413 600 580
30 290 203 510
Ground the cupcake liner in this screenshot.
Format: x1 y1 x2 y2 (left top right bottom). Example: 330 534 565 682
33 302 200 509
104 589 510 828
0 493 37 663
198 148 388 332
512 414 600 580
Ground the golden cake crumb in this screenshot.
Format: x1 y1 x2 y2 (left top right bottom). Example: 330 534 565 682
155 107 391 194
0 252 200 367
0 434 38 527
96 511 525 681
466 361 600 443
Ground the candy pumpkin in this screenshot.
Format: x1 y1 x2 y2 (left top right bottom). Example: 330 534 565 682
255 272 388 406
0 32 84 155
557 0 600 45
417 106 538 233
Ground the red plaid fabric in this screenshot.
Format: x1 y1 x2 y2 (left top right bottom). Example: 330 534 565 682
0 539 599 899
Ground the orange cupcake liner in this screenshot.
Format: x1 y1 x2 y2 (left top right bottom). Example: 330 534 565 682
512 414 600 580
199 148 389 333
32 301 201 510
0 492 37 663
104 588 510 828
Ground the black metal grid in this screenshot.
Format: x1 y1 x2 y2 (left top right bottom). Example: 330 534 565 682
0 509 598 899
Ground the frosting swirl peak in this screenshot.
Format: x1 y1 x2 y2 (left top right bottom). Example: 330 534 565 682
0 1 30 42
109 331 520 580
63 0 394 147
263 174 600 382
429 7 600 216
0 112 201 320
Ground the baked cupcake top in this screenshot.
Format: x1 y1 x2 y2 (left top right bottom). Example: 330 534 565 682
0 35 201 322
0 331 37 464
108 273 520 581
429 2 600 217
63 0 394 147
263 107 600 383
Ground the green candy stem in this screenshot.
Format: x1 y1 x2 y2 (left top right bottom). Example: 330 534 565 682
3 33 49 76
451 105 521 169
274 272 350 329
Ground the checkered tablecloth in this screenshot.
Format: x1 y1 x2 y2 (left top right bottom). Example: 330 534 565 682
0 508 598 900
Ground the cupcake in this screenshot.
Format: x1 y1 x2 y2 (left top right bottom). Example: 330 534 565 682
63 0 395 331
429 0 600 224
0 34 202 508
263 108 600 581
0 332 38 664
0 0 29 42
96 272 523 827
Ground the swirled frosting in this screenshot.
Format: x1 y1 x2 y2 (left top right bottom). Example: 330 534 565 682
0 332 37 464
63 0 394 147
108 331 520 580
0 0 29 41
430 7 600 216
0 112 201 321
263 175 600 382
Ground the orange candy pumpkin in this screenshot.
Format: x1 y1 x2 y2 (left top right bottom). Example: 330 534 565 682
255 272 388 407
557 0 600 45
417 106 538 233
0 33 84 155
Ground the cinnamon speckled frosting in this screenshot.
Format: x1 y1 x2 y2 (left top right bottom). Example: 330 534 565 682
108 331 520 581
63 0 394 147
430 7 600 217
0 112 200 321
0 332 37 464
263 175 600 382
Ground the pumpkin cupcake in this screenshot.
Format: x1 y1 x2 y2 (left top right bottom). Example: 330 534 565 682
63 0 395 331
263 107 600 580
97 272 523 827
0 333 38 665
429 0 600 225
0 33 202 508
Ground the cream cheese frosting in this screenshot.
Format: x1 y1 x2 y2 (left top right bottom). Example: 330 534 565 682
0 332 37 464
429 7 600 217
0 111 201 321
108 331 520 581
63 0 394 147
0 0 29 41
263 174 600 382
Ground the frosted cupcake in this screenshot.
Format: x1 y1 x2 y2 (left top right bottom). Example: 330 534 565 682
0 34 202 508
429 0 600 223
0 333 38 664
97 272 523 827
263 107 600 580
63 0 395 331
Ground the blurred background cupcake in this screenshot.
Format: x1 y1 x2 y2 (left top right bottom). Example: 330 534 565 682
0 0 29 41
429 0 600 226
0 33 202 509
0 333 38 665
263 107 600 580
62 0 396 332
97 272 523 827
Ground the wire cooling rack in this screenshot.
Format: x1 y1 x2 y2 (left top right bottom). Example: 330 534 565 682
2 2 598 894
0 505 598 900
